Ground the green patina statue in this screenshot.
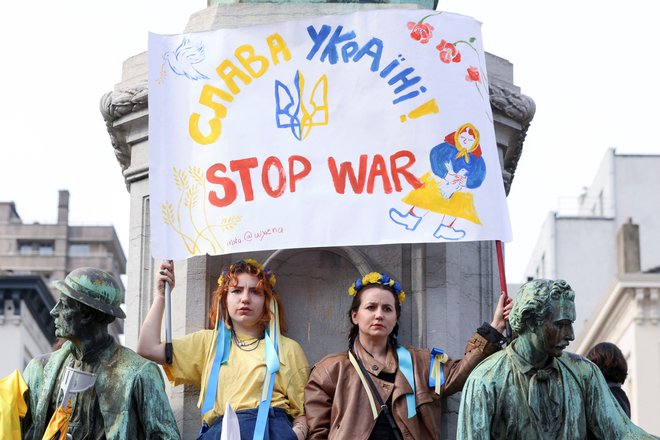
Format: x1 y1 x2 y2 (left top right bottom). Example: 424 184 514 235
457 279 657 440
21 267 180 440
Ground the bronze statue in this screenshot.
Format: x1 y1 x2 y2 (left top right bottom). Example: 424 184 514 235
456 279 656 439
21 267 180 440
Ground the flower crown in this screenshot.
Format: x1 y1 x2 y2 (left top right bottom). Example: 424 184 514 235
348 272 406 305
217 258 277 289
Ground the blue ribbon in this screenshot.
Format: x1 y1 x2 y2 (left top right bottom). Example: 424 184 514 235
201 322 231 415
253 329 280 440
201 306 281 440
396 345 417 419
428 348 446 388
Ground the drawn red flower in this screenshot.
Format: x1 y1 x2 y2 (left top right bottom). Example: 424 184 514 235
465 66 480 82
436 40 461 63
407 21 434 44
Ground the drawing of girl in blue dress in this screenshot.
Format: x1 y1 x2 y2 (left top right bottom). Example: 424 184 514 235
389 123 486 240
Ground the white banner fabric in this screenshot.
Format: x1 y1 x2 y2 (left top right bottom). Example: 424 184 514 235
148 9 511 260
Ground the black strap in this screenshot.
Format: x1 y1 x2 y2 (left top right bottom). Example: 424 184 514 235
351 350 404 440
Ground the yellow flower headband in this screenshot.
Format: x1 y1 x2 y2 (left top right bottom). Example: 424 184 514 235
217 258 277 289
348 272 406 305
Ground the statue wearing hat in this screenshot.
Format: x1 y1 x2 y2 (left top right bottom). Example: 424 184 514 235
21 267 180 440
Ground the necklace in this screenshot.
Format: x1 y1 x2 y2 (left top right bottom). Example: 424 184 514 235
232 331 261 352
361 343 390 368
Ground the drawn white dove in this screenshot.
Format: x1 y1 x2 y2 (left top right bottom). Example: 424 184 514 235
163 37 209 81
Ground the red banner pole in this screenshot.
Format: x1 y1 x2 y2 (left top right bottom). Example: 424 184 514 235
495 240 508 297
495 240 512 340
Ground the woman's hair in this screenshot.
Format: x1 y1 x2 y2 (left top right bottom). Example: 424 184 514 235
586 342 628 384
208 259 287 332
348 283 401 352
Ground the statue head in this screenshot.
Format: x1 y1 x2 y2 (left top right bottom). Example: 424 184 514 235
52 267 125 319
509 279 576 357
50 268 124 342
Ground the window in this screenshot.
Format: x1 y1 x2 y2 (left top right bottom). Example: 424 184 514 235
69 243 90 257
39 243 54 256
19 243 33 255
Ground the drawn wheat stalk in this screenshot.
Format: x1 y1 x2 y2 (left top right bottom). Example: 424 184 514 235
189 165 224 252
164 166 246 256
193 215 242 252
218 216 242 232
161 201 197 254
172 167 201 254
185 182 219 254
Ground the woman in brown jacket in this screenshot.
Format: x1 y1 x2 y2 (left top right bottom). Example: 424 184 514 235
304 272 511 440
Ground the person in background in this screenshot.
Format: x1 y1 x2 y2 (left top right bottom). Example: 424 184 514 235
304 271 511 440
586 342 631 417
138 259 309 440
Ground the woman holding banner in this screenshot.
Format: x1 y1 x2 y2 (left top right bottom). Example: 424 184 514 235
138 259 309 440
304 272 511 440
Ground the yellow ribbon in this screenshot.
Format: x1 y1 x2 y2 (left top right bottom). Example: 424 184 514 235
348 351 379 420
431 353 448 395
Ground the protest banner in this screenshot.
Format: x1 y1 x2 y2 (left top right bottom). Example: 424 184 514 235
148 9 511 259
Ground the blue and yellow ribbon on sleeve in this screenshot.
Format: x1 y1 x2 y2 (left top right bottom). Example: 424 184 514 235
428 348 448 395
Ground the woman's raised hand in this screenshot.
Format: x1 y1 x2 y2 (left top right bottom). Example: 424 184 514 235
156 260 175 298
139 260 175 364
489 291 513 334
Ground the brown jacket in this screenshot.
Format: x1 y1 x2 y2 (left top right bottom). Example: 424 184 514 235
304 334 499 440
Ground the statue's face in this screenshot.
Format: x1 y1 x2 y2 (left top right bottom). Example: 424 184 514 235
536 298 576 357
50 296 85 341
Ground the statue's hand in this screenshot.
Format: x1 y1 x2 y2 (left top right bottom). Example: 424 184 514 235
490 291 513 334
156 260 175 298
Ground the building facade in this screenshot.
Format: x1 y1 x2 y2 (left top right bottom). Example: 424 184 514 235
0 190 127 376
101 3 535 438
573 221 660 434
524 150 660 434
524 149 660 337
0 275 55 377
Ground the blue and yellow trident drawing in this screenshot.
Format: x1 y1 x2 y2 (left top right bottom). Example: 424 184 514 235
275 70 329 141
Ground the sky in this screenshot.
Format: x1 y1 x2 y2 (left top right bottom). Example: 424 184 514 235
1 0 658 283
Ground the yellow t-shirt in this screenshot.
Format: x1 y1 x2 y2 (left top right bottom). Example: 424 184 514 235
0 369 28 440
163 329 309 425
